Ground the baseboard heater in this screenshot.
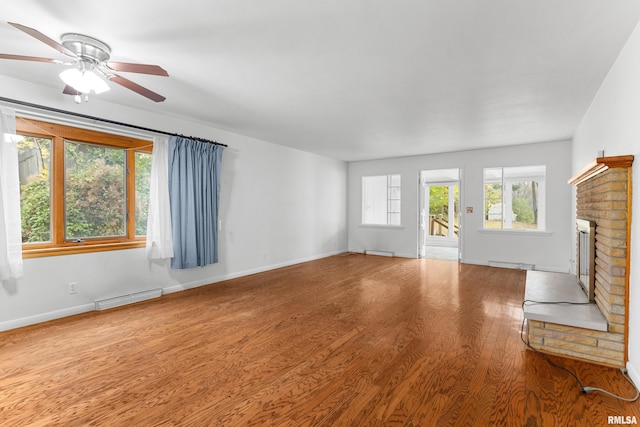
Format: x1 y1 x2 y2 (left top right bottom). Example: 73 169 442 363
95 288 163 311
488 260 535 270
364 250 394 257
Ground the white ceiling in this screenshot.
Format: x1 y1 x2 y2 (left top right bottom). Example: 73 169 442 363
1 1 640 162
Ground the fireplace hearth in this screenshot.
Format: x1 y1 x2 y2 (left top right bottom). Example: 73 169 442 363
525 155 633 367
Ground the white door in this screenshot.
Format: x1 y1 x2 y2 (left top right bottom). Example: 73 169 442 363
419 169 461 259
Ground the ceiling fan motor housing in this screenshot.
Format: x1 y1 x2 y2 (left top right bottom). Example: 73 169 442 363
61 33 111 63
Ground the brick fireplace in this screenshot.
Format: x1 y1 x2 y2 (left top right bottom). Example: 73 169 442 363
526 155 633 367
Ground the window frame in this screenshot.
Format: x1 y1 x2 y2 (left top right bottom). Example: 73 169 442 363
483 165 546 231
16 118 153 258
361 173 402 227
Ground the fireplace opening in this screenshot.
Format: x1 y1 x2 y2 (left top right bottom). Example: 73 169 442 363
576 218 596 302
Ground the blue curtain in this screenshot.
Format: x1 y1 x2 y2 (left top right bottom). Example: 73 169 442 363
168 136 223 269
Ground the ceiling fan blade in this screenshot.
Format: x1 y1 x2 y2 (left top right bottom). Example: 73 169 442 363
106 62 169 76
8 22 76 57
0 53 60 63
62 85 81 96
108 74 166 102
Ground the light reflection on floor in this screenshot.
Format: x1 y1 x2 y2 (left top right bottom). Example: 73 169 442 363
422 245 458 261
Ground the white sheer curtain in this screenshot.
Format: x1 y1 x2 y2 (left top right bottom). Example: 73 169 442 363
146 135 174 259
0 107 24 281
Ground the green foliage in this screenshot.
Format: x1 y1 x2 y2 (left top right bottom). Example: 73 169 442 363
65 158 125 239
20 178 51 243
19 134 152 243
429 186 448 216
428 185 459 217
512 198 535 224
135 152 151 235
19 137 52 243
484 184 502 216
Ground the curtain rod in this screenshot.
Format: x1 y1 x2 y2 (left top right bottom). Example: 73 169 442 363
0 96 227 148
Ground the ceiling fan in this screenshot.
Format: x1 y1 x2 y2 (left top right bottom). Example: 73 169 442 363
0 22 168 103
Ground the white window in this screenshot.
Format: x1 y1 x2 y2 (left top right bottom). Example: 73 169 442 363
362 174 401 226
484 165 546 230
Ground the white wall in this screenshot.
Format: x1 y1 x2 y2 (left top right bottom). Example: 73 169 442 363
0 76 348 330
573 21 640 387
348 140 573 272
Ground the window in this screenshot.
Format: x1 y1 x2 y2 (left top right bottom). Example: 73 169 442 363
17 118 152 257
484 165 546 230
362 174 401 226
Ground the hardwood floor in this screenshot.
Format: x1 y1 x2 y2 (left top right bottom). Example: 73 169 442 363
1 254 638 426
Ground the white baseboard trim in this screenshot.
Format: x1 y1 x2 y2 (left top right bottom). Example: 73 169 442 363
163 249 348 295
0 249 349 331
462 259 489 267
0 303 94 332
364 250 394 257
463 259 568 273
627 361 640 391
533 265 571 273
163 278 217 295
348 249 416 259
394 252 416 259
488 260 534 270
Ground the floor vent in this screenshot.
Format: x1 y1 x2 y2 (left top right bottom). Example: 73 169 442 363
95 288 163 311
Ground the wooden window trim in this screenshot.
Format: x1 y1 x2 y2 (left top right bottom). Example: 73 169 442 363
16 118 152 258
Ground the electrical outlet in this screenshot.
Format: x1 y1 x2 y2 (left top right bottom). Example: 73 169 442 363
68 282 77 295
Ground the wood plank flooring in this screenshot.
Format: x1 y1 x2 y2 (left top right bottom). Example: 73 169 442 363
1 254 638 426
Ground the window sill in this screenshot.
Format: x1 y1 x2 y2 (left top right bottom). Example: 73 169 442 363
359 224 405 230
477 229 553 237
22 240 146 259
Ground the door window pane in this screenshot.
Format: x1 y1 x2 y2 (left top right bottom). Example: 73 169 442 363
429 185 449 237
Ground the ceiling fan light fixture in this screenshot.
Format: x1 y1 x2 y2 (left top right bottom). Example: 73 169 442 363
59 67 110 94
3 23 167 102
